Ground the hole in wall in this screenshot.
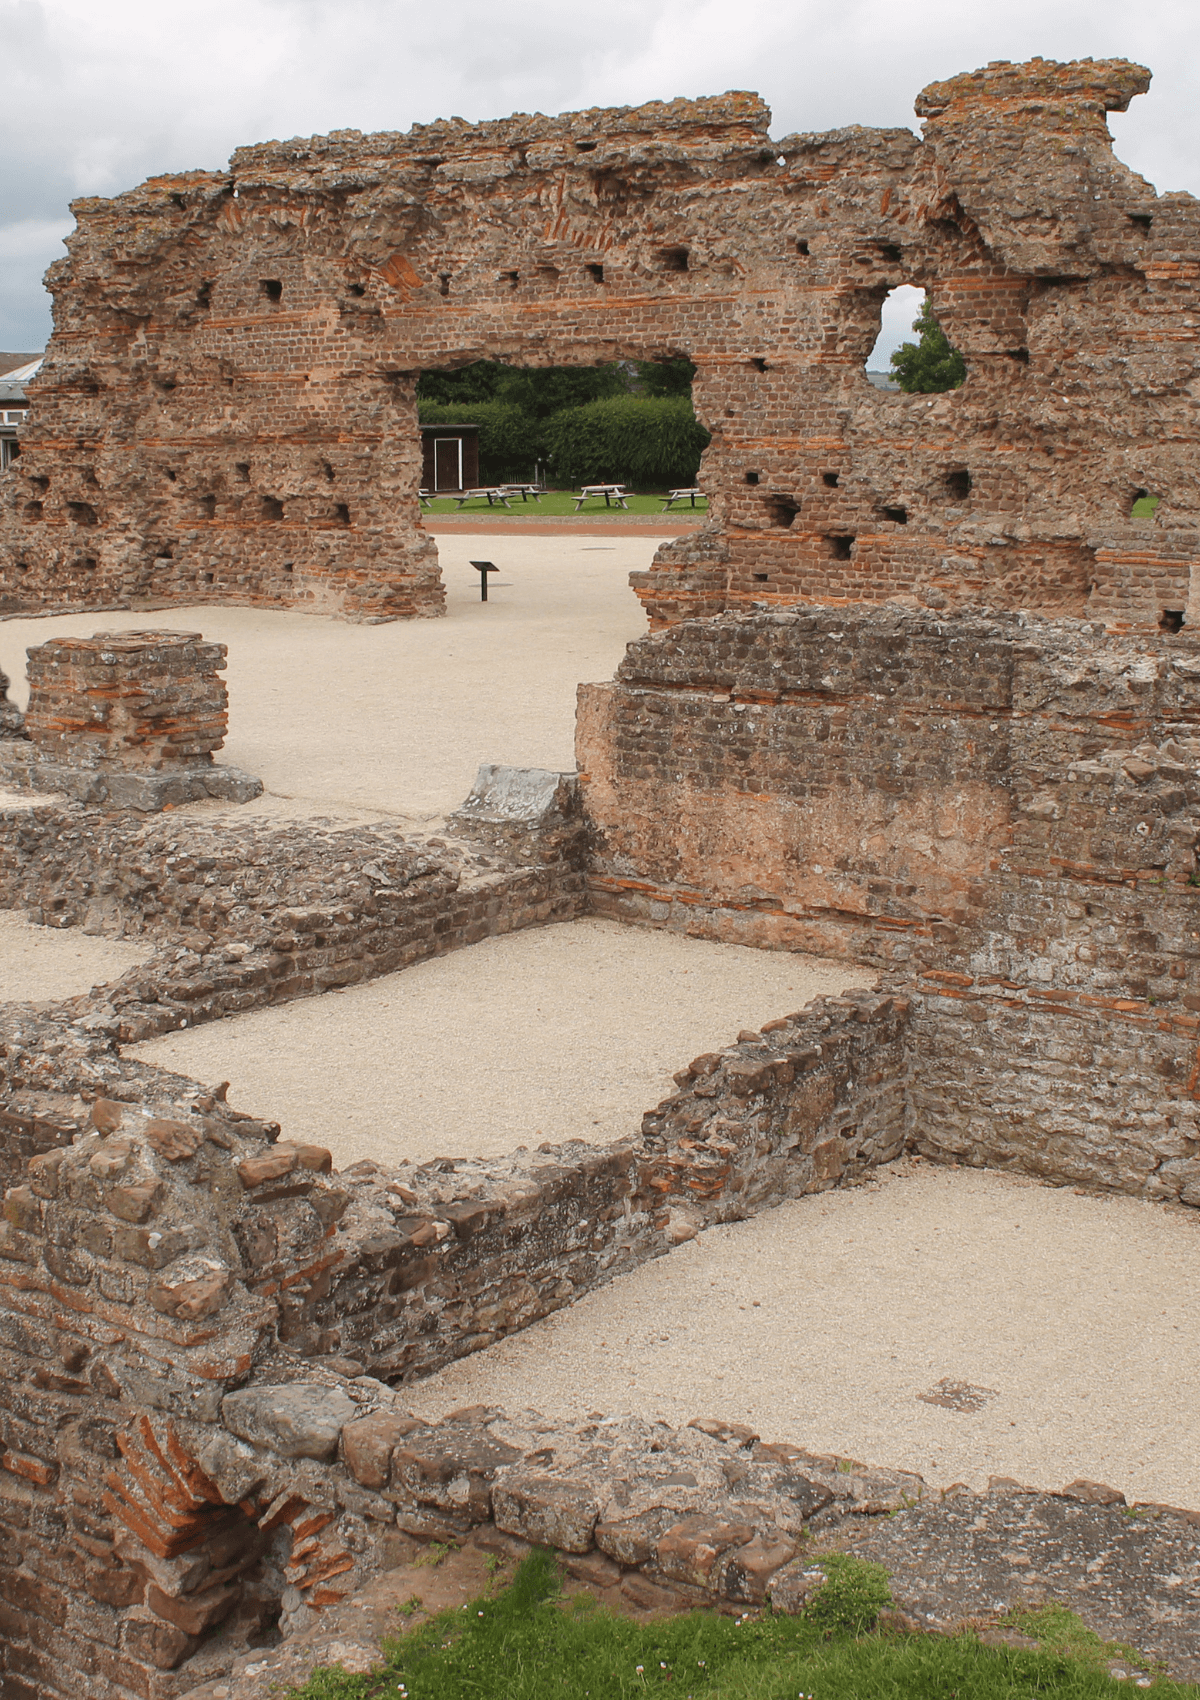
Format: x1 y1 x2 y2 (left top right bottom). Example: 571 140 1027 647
867 285 964 392
822 471 840 488
751 357 768 372
882 505 908 524
203 572 214 584
745 471 760 485
347 282 366 297
417 357 705 487
438 274 451 297
1006 348 1030 365
81 557 97 571
23 501 43 520
29 474 48 491
586 263 604 283
198 494 216 519
1131 488 1160 518
67 501 98 526
261 279 283 303
171 193 185 211
500 270 519 289
795 238 810 256
946 468 972 500
1160 609 1185 632
333 503 350 525
261 495 284 521
753 572 769 581
575 139 598 152
764 495 799 528
165 468 178 482
282 562 294 574
658 247 689 272
235 463 250 482
829 534 855 560
875 242 903 264
196 281 212 309
1130 213 1153 232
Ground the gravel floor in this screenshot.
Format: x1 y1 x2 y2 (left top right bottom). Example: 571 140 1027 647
0 909 148 1003
127 918 865 1164
407 1160 1200 1510
0 533 659 824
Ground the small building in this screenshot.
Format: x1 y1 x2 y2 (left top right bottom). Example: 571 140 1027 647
0 358 42 471
420 423 480 492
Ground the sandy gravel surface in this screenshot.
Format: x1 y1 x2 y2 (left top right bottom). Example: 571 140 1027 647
407 1160 1200 1510
0 533 659 823
0 909 148 1003
126 918 864 1164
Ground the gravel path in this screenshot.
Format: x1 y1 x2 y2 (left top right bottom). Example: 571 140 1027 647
0 909 148 1003
0 533 658 824
407 1160 1200 1510
127 918 864 1165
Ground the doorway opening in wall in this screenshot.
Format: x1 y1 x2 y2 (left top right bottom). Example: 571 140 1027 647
865 286 965 394
416 359 711 506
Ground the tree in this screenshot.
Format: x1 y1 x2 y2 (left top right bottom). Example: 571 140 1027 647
890 300 966 393
540 395 710 488
634 357 696 397
417 361 632 417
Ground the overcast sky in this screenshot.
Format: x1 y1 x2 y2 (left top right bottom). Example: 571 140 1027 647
3 0 1199 355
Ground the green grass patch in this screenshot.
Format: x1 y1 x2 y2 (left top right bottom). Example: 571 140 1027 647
999 1603 1159 1676
422 490 707 518
1131 495 1160 518
284 1549 1197 1700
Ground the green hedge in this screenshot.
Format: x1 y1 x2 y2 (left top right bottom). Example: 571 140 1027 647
418 391 711 487
541 395 710 487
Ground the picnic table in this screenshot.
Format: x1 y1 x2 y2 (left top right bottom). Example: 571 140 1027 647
574 483 629 510
451 487 513 509
418 489 431 508
497 483 545 503
661 487 706 510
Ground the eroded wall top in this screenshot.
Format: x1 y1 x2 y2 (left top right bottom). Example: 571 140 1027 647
1 57 1196 629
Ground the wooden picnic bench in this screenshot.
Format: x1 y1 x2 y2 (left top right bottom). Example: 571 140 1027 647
497 483 545 503
661 487 706 509
451 487 513 509
574 483 629 510
418 489 431 508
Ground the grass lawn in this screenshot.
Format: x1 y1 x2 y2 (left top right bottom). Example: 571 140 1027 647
287 1549 1194 1700
423 491 707 518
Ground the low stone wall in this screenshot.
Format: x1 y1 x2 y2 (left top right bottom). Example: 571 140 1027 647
0 967 913 1698
578 606 1200 1202
0 771 586 1052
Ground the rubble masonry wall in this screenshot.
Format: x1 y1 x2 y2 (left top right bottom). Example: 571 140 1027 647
2 57 1199 629
578 605 1200 1198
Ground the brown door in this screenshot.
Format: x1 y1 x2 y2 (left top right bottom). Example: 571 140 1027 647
434 437 463 491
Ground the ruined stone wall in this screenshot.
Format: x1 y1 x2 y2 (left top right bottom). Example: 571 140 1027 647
0 966 908 1696
578 606 1200 1198
2 58 1198 630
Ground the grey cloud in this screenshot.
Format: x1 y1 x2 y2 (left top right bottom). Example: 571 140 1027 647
1 0 1198 345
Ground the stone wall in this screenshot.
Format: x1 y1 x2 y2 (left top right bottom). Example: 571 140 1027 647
578 605 1200 1199
2 58 1198 631
0 966 910 1697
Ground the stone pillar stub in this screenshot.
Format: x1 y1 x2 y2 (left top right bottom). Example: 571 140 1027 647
0 628 263 810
